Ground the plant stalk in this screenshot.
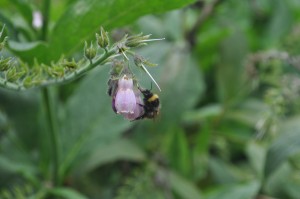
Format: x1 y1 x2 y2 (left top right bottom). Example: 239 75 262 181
0 48 116 90
41 0 51 41
40 0 60 187
42 87 60 186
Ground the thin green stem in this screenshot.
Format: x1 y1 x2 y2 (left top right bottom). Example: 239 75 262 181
42 87 60 186
56 48 115 83
39 48 115 86
40 0 59 187
41 0 51 41
0 48 116 91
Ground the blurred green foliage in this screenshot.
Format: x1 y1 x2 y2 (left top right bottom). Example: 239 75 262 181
1 0 300 198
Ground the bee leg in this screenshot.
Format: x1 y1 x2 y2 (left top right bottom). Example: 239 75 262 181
137 103 145 107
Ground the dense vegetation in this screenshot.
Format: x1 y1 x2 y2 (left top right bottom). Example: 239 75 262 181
1 0 300 198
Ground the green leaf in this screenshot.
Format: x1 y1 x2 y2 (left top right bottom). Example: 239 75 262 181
246 141 267 178
205 181 260 199
226 99 269 127
8 41 48 64
264 159 300 198
0 183 47 199
182 104 222 124
49 188 89 199
169 171 202 199
195 25 230 70
77 139 146 174
10 0 33 26
0 89 41 157
159 43 204 123
216 30 249 105
164 127 191 177
59 66 132 178
130 41 204 151
0 155 36 176
116 168 165 199
209 158 237 184
264 163 292 197
135 41 204 125
284 178 300 199
0 91 43 184
264 117 300 179
0 148 40 186
0 10 17 40
192 123 211 181
11 0 197 63
264 0 293 47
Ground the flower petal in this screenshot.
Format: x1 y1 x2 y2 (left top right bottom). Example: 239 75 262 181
115 89 136 114
118 75 133 90
126 94 144 120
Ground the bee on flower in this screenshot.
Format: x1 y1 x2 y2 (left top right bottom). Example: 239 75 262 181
108 63 160 121
106 31 164 121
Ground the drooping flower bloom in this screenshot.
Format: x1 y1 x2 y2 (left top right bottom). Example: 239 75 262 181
111 74 144 120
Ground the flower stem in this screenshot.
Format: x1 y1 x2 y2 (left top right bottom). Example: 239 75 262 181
42 87 60 186
0 48 116 91
40 0 60 187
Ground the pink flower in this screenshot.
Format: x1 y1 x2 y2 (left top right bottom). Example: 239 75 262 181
115 88 136 114
123 91 144 120
112 75 143 120
114 75 135 114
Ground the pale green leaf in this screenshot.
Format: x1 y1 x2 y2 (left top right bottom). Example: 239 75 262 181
183 104 222 124
246 141 267 178
264 117 300 178
205 181 260 199
59 66 132 177
77 139 146 174
164 127 191 177
216 31 249 105
49 188 89 199
10 0 197 63
169 171 202 199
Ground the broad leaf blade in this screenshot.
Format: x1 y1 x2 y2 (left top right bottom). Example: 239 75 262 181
59 66 131 177
165 127 191 177
216 31 249 105
10 0 197 63
205 181 260 199
77 139 146 174
10 0 33 26
169 171 202 199
49 0 197 62
264 117 300 179
8 41 48 64
49 188 88 199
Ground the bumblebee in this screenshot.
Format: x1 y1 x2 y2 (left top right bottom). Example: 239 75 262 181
134 87 160 120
